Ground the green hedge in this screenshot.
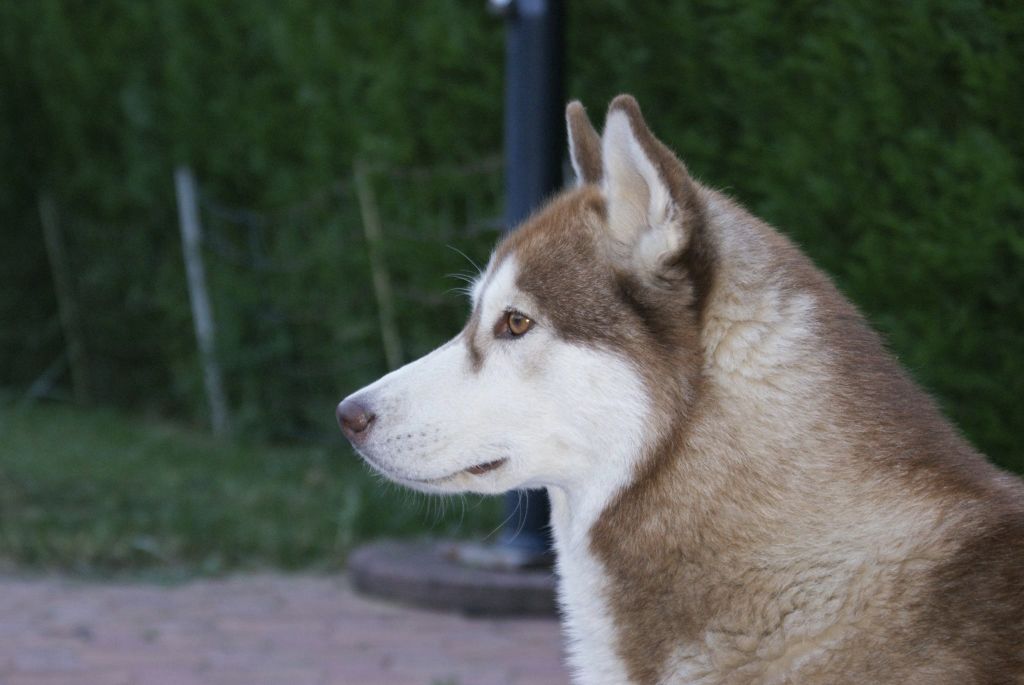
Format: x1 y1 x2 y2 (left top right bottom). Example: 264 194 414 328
2 1 1021 470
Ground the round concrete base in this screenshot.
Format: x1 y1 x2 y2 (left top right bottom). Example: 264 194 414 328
348 539 558 617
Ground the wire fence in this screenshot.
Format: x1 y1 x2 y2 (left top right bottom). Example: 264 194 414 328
25 157 506 442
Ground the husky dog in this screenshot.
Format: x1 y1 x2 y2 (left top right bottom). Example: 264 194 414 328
337 95 1024 685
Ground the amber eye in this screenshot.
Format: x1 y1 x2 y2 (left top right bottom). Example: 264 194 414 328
506 311 533 337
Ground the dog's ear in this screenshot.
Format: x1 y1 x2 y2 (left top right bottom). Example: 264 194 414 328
566 101 602 186
600 95 706 286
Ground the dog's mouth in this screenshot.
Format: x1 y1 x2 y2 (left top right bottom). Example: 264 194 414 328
361 451 509 486
416 457 509 484
464 458 508 476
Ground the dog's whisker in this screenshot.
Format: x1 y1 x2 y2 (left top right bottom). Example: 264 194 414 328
445 244 482 275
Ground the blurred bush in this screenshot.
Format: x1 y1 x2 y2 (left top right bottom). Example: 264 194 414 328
1 1 1021 470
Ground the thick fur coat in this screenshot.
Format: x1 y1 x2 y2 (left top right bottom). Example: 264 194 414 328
338 95 1024 685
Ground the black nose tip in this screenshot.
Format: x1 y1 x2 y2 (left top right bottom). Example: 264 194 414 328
336 397 375 445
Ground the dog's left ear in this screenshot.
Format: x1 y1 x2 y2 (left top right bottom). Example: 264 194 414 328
600 95 707 286
566 101 602 186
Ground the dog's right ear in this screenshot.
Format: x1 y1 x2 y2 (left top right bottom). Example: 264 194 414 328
599 95 708 289
566 101 602 186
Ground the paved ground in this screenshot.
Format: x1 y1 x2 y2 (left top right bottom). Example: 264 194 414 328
0 573 569 685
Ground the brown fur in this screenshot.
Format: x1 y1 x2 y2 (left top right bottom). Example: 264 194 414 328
567 101 603 185
501 97 1024 684
592 192 1024 684
461 305 485 372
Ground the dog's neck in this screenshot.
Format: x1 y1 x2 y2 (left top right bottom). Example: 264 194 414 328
541 188 874 684
542 188 982 685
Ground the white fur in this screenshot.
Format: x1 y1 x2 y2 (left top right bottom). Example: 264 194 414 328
346 255 653 492
602 110 684 277
568 125 590 187
343 256 655 683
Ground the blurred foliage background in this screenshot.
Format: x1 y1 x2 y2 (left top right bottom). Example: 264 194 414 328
0 0 1022 570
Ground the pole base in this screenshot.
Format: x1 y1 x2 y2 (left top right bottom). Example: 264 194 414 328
348 539 558 617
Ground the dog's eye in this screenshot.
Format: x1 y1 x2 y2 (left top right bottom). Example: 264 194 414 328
496 310 533 338
508 312 533 336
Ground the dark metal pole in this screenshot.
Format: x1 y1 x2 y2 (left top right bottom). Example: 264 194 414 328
497 0 565 225
490 0 564 565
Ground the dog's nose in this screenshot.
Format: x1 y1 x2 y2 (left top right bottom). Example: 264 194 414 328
336 397 376 445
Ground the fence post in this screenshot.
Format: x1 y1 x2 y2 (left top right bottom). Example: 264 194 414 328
352 161 404 371
38 192 91 404
174 166 231 437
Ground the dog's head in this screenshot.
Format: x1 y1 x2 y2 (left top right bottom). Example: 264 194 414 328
337 96 713 495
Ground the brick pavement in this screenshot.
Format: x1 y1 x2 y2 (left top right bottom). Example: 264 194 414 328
0 573 569 685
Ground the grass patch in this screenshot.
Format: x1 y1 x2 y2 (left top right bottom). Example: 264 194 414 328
0 402 502 576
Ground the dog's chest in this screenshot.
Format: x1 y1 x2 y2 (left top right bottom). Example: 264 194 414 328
549 491 633 685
